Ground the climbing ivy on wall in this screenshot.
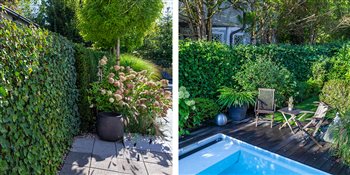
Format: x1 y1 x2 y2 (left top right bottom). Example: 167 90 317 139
0 19 79 174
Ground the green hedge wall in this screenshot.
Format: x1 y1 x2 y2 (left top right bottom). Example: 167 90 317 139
74 44 109 132
179 41 347 99
0 19 79 174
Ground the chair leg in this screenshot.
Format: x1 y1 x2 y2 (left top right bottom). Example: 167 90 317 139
255 113 259 127
312 119 324 137
271 113 274 128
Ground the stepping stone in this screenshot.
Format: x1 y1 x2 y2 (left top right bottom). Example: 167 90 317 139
59 164 89 175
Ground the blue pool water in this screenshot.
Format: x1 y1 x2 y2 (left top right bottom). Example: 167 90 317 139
179 134 329 175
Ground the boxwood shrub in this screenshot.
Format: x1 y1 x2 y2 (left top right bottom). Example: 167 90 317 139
180 41 347 100
0 19 79 174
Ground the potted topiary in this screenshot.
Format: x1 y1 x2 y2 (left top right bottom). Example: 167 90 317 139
217 87 255 121
89 56 172 141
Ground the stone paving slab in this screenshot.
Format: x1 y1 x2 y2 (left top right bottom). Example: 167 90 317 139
60 134 172 175
89 168 121 175
123 135 172 154
145 163 172 175
60 164 89 175
92 139 117 156
70 137 95 153
64 152 92 167
141 151 172 166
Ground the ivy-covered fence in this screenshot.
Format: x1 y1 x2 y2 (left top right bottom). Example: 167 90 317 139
179 41 347 100
0 19 79 174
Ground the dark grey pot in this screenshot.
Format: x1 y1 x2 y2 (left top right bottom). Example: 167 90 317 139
97 112 124 142
228 105 248 121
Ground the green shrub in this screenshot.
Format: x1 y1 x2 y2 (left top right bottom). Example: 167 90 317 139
320 80 350 113
179 41 347 100
0 19 79 174
235 58 296 106
189 98 220 127
74 44 111 132
120 54 161 80
327 45 350 81
179 86 195 136
179 41 241 99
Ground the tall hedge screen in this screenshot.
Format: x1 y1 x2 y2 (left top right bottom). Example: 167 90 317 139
0 19 79 174
179 41 347 99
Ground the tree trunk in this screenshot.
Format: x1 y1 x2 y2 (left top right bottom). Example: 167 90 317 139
206 14 212 41
115 38 120 65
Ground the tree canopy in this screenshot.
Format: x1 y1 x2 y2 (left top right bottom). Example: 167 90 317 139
180 0 350 44
77 0 163 64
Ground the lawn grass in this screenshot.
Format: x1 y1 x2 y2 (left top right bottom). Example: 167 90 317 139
266 96 336 124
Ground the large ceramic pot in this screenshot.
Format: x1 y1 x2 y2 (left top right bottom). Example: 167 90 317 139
228 105 248 121
96 112 124 142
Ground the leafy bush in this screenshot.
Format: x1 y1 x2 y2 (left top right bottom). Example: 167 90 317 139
179 41 241 99
74 44 111 132
120 54 161 80
0 19 79 174
89 57 171 135
179 41 347 99
188 98 220 128
326 45 350 82
320 80 350 113
235 58 296 106
179 87 195 136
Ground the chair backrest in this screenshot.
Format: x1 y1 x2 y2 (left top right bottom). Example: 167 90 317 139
314 102 329 119
257 88 275 111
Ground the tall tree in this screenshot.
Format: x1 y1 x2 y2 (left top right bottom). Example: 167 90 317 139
43 0 82 43
77 0 163 65
180 0 233 41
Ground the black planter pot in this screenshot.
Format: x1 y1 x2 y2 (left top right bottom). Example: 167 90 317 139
228 105 248 121
96 112 124 142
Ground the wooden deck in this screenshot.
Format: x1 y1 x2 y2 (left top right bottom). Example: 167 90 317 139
179 119 350 175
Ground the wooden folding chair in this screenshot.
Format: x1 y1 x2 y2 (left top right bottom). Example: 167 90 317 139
295 102 330 148
255 88 276 128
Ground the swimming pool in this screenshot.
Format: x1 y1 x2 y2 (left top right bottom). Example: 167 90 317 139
179 133 329 175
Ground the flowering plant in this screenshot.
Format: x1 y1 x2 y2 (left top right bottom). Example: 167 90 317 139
89 56 172 135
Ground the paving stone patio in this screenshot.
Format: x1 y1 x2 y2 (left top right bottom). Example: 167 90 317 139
59 110 173 175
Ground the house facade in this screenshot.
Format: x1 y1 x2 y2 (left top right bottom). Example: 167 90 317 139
179 3 250 46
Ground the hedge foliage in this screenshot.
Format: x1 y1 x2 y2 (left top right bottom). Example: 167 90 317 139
179 41 347 100
0 19 79 174
74 44 109 132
